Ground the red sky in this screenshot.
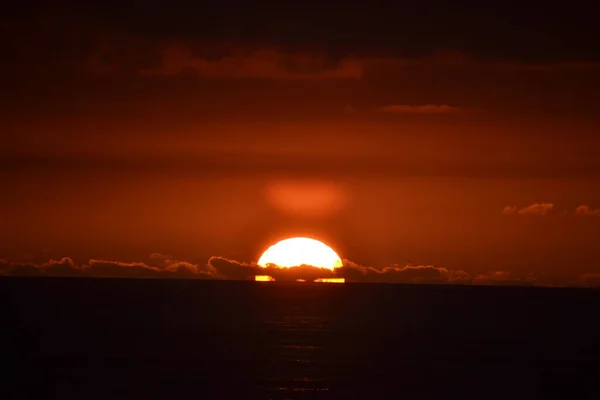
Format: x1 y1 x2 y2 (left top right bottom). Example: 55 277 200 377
1 5 600 286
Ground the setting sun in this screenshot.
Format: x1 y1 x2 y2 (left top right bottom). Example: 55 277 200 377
257 237 343 271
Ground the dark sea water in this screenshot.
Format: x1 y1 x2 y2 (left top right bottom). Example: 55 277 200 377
1 278 599 399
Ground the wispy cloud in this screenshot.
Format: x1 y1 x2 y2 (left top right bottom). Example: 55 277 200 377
575 205 600 217
142 44 363 79
502 203 554 216
502 206 519 215
517 203 554 215
376 104 461 114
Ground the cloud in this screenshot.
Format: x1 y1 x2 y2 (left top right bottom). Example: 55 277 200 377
89 46 600 81
120 45 600 82
335 260 471 284
85 259 216 279
378 264 472 284
150 252 171 260
207 256 259 280
0 257 213 279
502 206 519 215
502 203 554 216
207 256 345 281
518 203 554 215
0 257 81 277
336 261 575 287
164 261 202 275
268 265 337 281
362 51 600 74
509 61 600 72
575 205 600 217
376 104 462 114
142 43 363 79
575 273 600 287
84 259 163 278
4 12 600 83
2 255 599 288
472 271 536 286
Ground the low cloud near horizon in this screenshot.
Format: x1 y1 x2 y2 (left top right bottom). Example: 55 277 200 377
1 255 597 288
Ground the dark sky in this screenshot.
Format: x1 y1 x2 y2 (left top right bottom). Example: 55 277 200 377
1 2 600 285
9 1 599 60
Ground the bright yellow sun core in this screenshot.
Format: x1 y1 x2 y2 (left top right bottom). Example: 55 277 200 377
257 237 342 271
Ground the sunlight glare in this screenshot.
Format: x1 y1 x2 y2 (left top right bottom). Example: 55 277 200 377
258 237 343 271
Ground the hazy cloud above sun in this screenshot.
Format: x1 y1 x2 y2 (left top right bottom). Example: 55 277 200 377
264 179 347 218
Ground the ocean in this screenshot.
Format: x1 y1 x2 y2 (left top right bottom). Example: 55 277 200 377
2 278 599 399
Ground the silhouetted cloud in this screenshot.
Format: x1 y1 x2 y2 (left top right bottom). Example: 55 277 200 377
207 256 342 281
0 257 212 279
337 261 576 287
502 203 554 216
335 260 471 284
575 205 600 217
1 255 598 288
0 257 81 277
575 273 600 287
207 256 259 280
137 47 600 82
6 14 600 84
472 271 537 286
142 44 363 79
86 259 215 279
84 259 163 278
267 265 337 281
377 104 461 114
3 4 600 82
164 261 203 275
362 52 600 74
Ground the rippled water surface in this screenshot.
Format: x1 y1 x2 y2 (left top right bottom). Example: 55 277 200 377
2 279 599 399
